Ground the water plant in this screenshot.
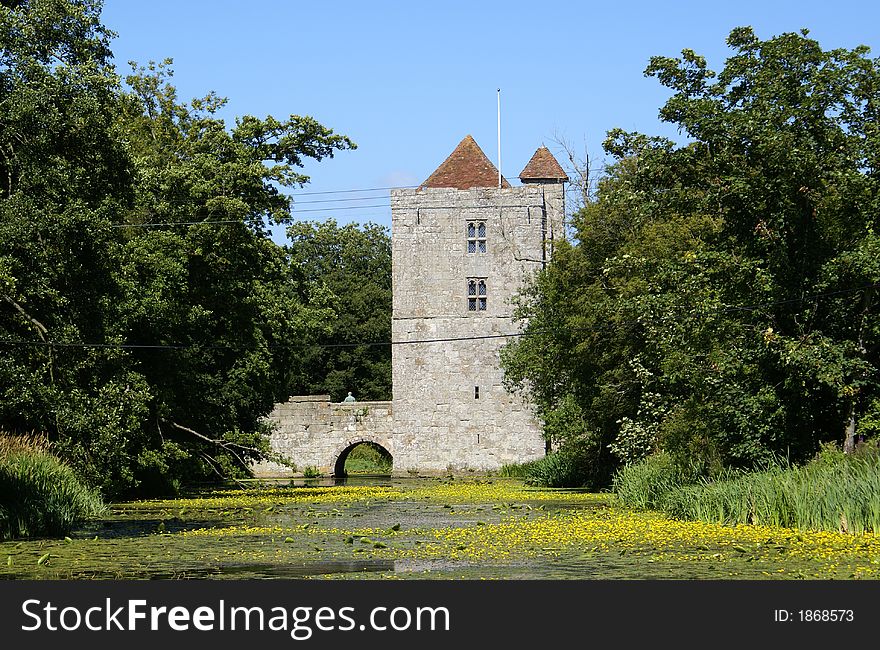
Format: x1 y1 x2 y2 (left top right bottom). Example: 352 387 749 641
4 479 880 579
616 443 880 534
519 451 592 488
0 433 105 540
612 452 701 510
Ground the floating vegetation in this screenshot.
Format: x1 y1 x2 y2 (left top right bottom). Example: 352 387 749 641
2 479 879 580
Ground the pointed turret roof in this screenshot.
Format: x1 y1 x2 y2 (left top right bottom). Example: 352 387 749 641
421 135 510 190
518 145 568 182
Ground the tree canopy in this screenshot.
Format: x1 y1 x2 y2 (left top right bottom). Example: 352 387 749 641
503 27 880 486
285 219 392 402
0 0 356 495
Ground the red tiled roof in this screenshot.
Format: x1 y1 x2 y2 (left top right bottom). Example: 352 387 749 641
421 135 510 190
519 145 568 181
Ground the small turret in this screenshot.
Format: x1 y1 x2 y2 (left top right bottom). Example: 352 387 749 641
518 145 568 184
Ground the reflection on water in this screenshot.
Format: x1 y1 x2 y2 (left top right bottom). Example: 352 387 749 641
238 475 394 489
149 560 397 580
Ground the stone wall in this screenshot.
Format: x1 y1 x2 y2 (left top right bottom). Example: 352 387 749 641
390 184 565 473
252 395 393 477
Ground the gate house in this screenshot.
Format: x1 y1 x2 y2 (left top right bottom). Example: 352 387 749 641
255 136 567 476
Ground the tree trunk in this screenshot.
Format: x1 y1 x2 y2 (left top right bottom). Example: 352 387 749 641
844 286 874 453
844 412 857 454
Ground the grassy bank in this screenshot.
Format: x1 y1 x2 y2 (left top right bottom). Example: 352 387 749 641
614 445 880 534
0 434 105 540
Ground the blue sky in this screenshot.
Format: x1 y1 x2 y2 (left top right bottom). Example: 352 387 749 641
101 1 880 242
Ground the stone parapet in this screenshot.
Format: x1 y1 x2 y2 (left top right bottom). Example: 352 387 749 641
252 396 393 477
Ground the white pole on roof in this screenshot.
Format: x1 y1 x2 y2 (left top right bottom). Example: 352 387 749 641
497 88 502 189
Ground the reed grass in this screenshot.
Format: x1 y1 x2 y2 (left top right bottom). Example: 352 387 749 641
614 443 880 534
498 460 541 478
519 451 592 488
664 457 880 533
612 452 700 510
0 433 105 540
0 431 50 456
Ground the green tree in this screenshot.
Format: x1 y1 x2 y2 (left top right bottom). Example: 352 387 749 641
96 59 354 494
0 0 139 491
0 1 357 496
285 219 392 402
504 27 880 485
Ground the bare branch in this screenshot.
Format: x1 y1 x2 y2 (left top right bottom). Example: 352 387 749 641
550 130 598 210
0 143 15 196
198 450 248 488
167 420 264 472
511 253 546 264
3 294 48 340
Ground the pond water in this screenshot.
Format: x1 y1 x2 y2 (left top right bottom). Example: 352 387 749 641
3 478 880 580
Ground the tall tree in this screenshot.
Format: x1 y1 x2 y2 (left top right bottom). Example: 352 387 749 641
285 219 392 402
100 60 354 494
504 28 880 484
0 0 137 488
0 1 357 495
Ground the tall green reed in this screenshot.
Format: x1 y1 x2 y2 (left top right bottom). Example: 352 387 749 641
0 433 105 540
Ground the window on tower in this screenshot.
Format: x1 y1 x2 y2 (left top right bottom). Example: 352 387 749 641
467 278 487 311
467 221 487 253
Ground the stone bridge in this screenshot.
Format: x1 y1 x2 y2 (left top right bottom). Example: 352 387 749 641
252 395 393 477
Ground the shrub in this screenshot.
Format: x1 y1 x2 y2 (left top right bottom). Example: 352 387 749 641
0 434 105 540
344 443 392 474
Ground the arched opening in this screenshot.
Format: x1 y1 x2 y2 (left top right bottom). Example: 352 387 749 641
333 441 393 477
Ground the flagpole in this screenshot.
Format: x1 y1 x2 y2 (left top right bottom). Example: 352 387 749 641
497 88 502 189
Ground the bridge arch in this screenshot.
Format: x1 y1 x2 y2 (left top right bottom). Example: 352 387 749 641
332 437 393 477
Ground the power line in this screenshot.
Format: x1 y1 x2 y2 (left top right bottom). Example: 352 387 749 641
108 200 565 228
113 215 394 229
292 195 395 205
0 331 525 352
289 185 417 197
98 174 603 229
292 203 388 213
112 219 246 228
284 177 604 198
721 283 880 313
110 203 392 228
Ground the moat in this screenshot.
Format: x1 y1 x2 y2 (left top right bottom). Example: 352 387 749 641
3 478 880 580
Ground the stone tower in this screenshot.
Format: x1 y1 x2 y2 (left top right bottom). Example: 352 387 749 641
391 135 568 474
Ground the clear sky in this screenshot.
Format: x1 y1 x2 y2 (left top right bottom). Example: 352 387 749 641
101 0 880 243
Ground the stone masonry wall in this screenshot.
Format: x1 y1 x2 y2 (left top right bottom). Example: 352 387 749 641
390 184 565 473
252 395 393 477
